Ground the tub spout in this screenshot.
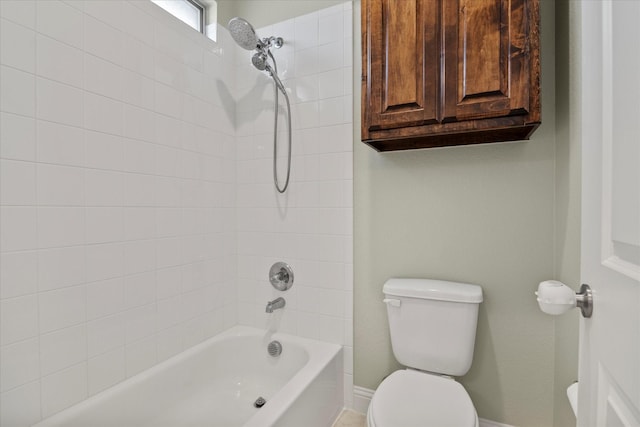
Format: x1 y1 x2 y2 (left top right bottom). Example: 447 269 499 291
265 297 285 313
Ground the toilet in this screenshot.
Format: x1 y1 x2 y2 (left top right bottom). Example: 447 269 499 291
367 278 483 427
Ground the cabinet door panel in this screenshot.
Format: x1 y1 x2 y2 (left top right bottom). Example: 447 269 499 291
364 0 439 130
443 0 530 121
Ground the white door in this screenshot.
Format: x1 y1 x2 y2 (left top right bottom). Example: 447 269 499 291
577 1 640 426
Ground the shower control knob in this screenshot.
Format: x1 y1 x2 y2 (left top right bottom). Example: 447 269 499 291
269 262 294 291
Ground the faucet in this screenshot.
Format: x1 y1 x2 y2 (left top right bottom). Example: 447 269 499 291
265 297 286 313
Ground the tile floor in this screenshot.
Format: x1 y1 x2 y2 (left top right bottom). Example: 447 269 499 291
333 410 367 427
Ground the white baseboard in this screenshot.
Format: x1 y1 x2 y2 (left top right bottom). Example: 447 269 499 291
478 419 515 427
351 386 514 427
352 386 374 414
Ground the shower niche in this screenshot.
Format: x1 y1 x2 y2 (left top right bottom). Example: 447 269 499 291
361 0 541 151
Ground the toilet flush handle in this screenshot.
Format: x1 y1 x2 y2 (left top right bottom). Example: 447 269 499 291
383 298 401 307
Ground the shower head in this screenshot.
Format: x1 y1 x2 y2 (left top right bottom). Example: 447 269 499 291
228 17 260 50
251 52 268 71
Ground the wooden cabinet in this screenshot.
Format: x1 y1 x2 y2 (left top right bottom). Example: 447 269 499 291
361 0 541 151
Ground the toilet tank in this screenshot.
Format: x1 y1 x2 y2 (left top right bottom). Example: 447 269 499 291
383 278 483 377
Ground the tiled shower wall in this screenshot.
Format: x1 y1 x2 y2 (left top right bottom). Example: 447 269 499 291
0 1 237 424
234 3 354 406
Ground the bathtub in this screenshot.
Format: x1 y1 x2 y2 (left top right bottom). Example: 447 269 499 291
34 326 344 427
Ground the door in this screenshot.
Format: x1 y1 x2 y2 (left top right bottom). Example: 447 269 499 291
578 1 640 426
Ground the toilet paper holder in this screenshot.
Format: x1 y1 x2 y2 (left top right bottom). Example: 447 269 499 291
535 280 593 318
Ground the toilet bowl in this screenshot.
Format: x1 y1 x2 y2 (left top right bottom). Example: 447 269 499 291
366 370 478 427
367 278 483 427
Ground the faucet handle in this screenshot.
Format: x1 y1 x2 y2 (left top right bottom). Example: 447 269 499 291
269 262 294 291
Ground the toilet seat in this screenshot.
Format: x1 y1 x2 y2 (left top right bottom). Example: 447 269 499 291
367 369 478 427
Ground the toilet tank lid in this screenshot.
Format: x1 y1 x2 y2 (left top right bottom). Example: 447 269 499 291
383 278 483 303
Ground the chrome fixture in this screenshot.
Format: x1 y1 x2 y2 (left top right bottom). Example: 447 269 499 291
228 17 292 194
269 262 294 291
267 340 283 357
253 396 266 408
265 297 286 313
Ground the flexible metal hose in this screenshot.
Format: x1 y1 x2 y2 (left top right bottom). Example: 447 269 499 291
267 51 292 194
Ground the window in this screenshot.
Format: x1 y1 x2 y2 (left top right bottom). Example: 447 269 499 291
151 0 205 33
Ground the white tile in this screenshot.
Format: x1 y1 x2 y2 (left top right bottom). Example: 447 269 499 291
86 277 124 321
155 82 183 119
37 246 85 292
123 241 156 275
85 243 124 282
123 137 155 174
0 18 35 72
156 325 183 361
85 207 124 244
84 15 124 64
37 120 85 167
295 47 318 77
0 1 36 29
124 105 156 143
317 314 344 344
88 347 125 396
1 66 35 117
156 294 181 330
84 53 124 99
37 34 83 88
123 35 155 79
125 335 156 377
0 113 36 161
122 70 155 110
0 381 41 427
87 313 125 357
318 40 344 72
155 176 181 207
124 271 156 309
83 0 125 32
0 159 36 205
155 266 181 299
294 12 319 51
124 173 156 206
123 207 156 241
123 1 155 47
41 363 87 418
37 207 85 248
319 10 343 46
36 0 82 49
85 169 124 206
0 207 37 252
36 77 83 127
343 345 353 374
319 97 346 127
84 130 124 171
0 251 37 299
0 338 39 392
84 92 123 136
0 295 38 345
38 286 85 334
37 164 85 206
39 324 87 376
124 304 156 344
318 69 344 100
154 114 182 148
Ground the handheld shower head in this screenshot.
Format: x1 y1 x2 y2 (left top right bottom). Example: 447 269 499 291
251 52 268 71
228 17 260 50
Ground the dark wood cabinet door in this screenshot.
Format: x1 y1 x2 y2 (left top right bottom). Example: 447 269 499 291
362 0 439 133
361 0 540 151
442 0 537 122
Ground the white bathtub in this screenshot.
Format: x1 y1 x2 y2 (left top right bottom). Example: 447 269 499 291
34 326 344 427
